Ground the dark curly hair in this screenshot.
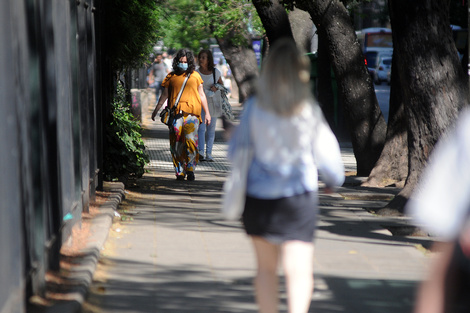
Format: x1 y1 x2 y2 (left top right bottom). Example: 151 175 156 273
172 49 196 74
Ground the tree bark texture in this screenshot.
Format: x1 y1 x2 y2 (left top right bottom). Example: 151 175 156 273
295 0 387 176
288 8 314 52
364 54 408 187
252 0 294 48
204 1 259 104
381 0 468 214
317 31 336 131
216 36 259 103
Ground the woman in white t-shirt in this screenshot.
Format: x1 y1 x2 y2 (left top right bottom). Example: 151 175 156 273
229 39 344 313
196 50 224 162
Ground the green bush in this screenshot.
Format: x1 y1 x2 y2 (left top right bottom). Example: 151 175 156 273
104 82 149 182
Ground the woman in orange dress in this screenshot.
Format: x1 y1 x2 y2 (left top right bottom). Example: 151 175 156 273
151 49 211 181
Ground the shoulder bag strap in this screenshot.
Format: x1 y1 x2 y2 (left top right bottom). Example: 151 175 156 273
213 69 216 85
172 73 191 110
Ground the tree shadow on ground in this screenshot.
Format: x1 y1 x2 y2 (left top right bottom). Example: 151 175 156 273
123 170 435 246
82 257 419 313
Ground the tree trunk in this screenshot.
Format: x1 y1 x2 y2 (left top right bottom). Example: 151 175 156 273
204 1 259 104
252 0 294 47
216 36 259 103
288 8 314 52
317 31 336 131
363 53 408 187
296 0 387 176
378 0 468 215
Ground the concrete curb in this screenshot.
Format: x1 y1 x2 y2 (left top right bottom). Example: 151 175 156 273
77 181 126 302
28 181 125 313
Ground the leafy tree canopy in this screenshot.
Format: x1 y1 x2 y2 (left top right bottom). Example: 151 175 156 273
158 0 264 52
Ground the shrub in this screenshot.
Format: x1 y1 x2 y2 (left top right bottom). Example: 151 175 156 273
104 82 149 182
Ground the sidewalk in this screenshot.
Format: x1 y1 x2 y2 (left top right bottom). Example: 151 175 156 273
41 99 433 313
80 101 433 313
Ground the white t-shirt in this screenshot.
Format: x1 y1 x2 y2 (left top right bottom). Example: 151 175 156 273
196 68 223 118
229 97 345 199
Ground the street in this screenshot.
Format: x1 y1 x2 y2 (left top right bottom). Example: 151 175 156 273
375 83 391 122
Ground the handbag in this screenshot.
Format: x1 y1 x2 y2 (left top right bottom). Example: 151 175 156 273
220 90 234 121
214 85 234 121
221 147 253 220
159 106 174 126
213 70 234 120
160 73 191 126
221 99 254 220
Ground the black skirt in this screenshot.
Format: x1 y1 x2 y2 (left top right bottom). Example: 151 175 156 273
242 191 319 244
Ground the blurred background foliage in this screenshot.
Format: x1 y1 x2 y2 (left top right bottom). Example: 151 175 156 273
158 0 264 51
103 0 163 71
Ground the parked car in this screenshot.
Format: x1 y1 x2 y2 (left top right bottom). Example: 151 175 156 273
374 56 392 85
364 50 392 81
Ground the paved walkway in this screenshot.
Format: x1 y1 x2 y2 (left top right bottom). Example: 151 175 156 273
81 100 433 313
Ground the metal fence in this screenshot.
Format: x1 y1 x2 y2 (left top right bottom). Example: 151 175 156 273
0 0 103 312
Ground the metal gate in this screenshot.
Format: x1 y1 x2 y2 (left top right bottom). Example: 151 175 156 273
0 0 102 311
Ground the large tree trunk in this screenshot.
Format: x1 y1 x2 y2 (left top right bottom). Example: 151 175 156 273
363 53 408 187
252 0 294 47
379 0 467 215
317 31 336 131
288 8 314 52
204 1 259 104
296 0 387 176
216 36 259 103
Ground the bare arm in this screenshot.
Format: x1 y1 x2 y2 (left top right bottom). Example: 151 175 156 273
198 83 211 125
151 87 169 121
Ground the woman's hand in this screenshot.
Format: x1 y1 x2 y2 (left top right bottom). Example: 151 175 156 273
151 107 160 121
210 85 217 92
205 113 211 126
151 87 169 121
198 83 211 126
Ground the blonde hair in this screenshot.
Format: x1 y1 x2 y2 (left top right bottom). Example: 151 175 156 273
257 38 312 116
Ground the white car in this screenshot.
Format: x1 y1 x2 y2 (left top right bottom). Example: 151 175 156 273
374 56 392 85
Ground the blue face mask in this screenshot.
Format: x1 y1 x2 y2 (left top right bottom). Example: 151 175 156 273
178 62 188 70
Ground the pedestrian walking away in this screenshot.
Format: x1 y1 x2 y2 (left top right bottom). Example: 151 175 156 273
228 38 345 313
163 51 173 73
149 53 167 101
196 49 224 162
151 49 211 181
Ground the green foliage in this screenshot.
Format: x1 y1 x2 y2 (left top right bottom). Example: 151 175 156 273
202 1 263 45
104 82 149 181
159 0 264 51
103 0 163 71
159 0 209 51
